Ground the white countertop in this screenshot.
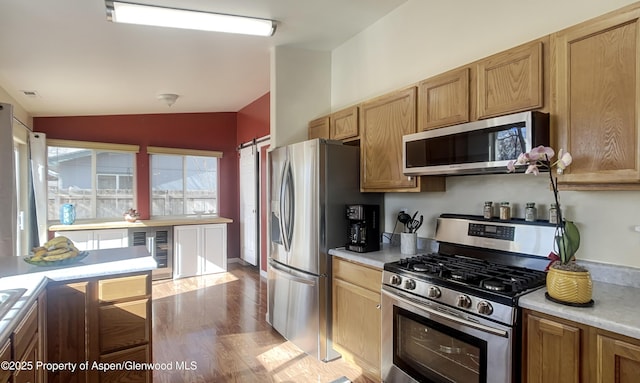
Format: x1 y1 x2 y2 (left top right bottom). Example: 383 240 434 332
49 216 233 231
0 246 156 344
331 244 640 341
519 281 640 340
329 244 415 269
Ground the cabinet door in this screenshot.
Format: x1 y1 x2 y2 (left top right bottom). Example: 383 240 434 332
57 230 94 251
46 282 89 383
94 229 128 249
360 87 418 191
308 116 330 140
526 313 581 383
173 225 200 278
13 335 37 383
0 339 11 383
202 224 227 274
553 7 640 186
99 345 151 383
332 277 381 379
330 106 359 140
597 333 640 383
477 40 543 119
418 67 470 130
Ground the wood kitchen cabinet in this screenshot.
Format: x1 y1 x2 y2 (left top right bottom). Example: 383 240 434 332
308 116 330 140
360 87 445 192
46 271 152 383
418 67 471 131
332 258 382 381
174 224 227 278
523 308 640 383
476 39 544 119
552 4 640 189
524 310 584 383
330 106 359 141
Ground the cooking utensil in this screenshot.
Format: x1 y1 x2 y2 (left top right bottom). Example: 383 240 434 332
406 214 423 233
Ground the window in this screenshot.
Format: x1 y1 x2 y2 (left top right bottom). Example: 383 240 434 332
47 140 139 221
149 146 221 217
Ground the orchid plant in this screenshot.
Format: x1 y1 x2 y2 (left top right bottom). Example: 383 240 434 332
507 146 581 268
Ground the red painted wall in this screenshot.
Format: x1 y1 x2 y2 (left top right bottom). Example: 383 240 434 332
237 93 270 145
34 112 241 259
237 93 271 272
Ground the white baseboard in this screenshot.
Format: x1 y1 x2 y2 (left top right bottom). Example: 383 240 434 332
227 257 243 264
260 269 267 278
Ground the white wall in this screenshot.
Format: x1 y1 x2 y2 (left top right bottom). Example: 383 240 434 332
270 46 331 148
331 0 640 267
0 85 32 129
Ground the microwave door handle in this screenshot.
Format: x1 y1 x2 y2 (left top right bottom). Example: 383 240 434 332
381 289 508 338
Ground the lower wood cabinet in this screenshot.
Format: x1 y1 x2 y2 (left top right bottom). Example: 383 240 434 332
332 258 382 381
523 308 640 383
46 271 152 383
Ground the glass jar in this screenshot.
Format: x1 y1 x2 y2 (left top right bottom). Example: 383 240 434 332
499 202 511 220
549 203 559 224
483 201 493 219
525 202 537 222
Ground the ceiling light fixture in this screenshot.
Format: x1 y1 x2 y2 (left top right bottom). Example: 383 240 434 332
105 1 276 37
157 93 179 107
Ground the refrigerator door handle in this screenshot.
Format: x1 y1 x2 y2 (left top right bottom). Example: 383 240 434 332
280 160 295 252
269 261 316 286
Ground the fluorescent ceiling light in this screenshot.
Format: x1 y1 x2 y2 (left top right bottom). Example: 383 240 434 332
105 1 276 37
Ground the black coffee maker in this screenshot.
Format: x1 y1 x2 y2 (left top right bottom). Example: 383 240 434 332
346 204 380 253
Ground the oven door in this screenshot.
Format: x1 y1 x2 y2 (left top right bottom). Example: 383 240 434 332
381 287 513 383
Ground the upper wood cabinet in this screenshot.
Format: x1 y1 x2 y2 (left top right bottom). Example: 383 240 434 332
477 40 544 119
330 106 359 141
418 67 470 130
360 87 445 192
308 116 330 140
552 5 640 188
360 87 418 191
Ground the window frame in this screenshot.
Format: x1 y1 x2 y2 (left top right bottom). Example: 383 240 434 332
148 146 222 218
46 139 139 222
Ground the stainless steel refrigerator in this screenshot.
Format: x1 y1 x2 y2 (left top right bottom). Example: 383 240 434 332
267 138 382 362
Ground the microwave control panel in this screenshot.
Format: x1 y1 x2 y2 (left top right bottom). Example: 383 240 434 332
468 223 515 241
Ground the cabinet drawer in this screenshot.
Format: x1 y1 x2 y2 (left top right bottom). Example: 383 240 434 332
99 274 150 302
333 258 382 292
12 302 37 360
99 345 151 383
99 298 150 353
0 339 10 382
13 335 37 383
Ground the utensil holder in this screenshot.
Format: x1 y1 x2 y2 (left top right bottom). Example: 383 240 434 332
401 232 417 255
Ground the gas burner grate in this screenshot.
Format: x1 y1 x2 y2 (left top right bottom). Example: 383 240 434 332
393 252 547 295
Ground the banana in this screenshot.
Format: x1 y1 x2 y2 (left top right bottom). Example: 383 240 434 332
31 247 48 259
42 248 79 261
44 236 71 249
45 246 74 256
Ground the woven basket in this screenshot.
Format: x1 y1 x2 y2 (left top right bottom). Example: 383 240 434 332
546 266 593 304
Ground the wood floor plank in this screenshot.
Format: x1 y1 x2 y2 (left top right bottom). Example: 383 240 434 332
152 264 376 383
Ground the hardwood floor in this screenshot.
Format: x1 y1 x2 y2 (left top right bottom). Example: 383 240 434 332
152 263 376 383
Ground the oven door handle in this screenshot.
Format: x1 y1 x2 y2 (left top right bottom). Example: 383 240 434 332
382 289 509 338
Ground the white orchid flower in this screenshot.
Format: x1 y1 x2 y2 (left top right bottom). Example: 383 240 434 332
528 146 555 161
557 149 572 169
525 164 540 175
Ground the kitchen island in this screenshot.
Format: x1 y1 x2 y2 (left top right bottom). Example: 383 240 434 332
0 246 156 383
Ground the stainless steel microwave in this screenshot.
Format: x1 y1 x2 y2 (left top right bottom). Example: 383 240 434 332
403 111 549 176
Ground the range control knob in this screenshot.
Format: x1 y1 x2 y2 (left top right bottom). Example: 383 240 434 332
427 286 441 299
390 275 402 286
404 279 416 290
477 301 494 315
457 295 472 309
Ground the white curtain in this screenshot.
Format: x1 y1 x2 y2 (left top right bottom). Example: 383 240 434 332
29 132 48 246
0 103 17 255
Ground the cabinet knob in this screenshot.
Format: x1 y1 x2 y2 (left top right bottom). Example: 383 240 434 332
376 304 381 310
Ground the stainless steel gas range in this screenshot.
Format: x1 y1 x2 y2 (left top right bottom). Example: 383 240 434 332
381 214 557 383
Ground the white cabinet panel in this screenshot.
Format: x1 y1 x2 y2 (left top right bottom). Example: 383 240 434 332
173 224 227 279
55 229 128 251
